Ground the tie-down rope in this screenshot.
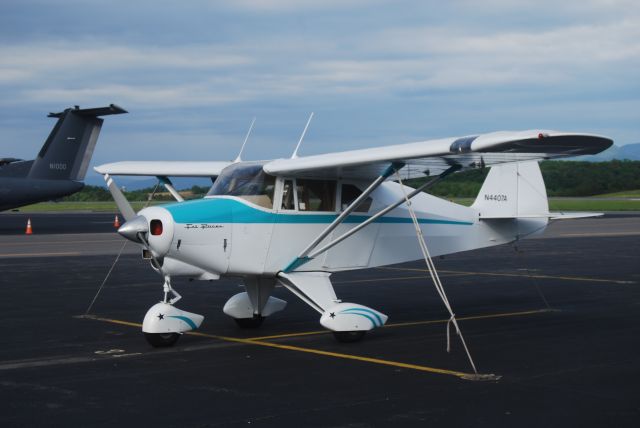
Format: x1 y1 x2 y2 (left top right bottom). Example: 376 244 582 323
84 182 160 315
395 172 479 375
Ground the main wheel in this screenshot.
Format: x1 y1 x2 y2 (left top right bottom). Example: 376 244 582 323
333 331 366 343
144 332 180 347
234 315 265 328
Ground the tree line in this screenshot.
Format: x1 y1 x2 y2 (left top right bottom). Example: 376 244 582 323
66 160 640 201
407 160 640 197
63 185 210 202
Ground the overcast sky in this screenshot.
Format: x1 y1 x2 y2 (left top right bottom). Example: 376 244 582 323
1 0 638 178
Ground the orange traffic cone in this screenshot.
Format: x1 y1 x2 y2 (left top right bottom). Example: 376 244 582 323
113 215 120 228
25 218 33 235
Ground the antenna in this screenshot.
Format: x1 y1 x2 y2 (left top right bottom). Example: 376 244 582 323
234 117 256 163
291 112 314 159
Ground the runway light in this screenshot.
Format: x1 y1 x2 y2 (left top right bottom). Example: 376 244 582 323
150 219 163 236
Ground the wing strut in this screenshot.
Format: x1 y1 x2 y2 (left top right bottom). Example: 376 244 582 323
282 163 460 273
158 176 184 202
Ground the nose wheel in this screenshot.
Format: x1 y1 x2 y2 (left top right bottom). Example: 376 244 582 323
144 332 180 347
333 331 366 343
142 276 204 347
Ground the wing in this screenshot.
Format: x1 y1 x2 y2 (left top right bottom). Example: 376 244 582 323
263 130 613 180
94 161 232 177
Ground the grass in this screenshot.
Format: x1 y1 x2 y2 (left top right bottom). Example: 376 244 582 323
11 194 640 213
13 201 164 213
593 189 640 198
547 199 640 211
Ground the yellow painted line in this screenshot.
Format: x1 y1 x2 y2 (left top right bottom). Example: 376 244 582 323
560 232 640 237
248 308 551 340
378 266 634 285
80 315 473 379
333 274 472 285
238 338 471 378
247 329 328 340
0 251 82 258
385 309 551 329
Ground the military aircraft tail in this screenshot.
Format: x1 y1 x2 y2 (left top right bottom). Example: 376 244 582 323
28 104 127 181
471 160 549 219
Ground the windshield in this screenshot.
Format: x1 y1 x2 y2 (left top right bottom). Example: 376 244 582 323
207 163 275 209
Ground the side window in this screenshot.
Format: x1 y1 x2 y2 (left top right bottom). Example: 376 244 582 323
297 179 336 211
341 184 372 213
281 179 295 210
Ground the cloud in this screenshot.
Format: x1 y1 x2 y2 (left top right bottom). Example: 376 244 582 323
220 0 379 12
0 0 638 162
0 43 250 74
302 16 640 94
23 84 250 107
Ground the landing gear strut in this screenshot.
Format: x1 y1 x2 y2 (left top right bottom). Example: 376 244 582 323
234 315 265 329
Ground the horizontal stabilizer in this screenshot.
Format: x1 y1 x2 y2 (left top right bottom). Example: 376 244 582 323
48 104 127 118
480 212 603 220
549 212 603 220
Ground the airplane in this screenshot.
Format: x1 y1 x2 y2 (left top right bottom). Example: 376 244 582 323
95 128 612 348
0 105 126 211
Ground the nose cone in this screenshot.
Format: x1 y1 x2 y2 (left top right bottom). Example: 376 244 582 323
118 215 148 242
134 206 175 258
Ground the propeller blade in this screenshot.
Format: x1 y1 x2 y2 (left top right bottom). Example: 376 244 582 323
104 173 136 221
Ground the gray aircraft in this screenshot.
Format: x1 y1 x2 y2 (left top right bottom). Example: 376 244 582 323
0 104 126 211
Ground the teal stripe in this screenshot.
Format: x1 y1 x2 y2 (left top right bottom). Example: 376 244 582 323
340 308 384 327
338 311 378 328
163 198 472 226
282 256 311 273
167 315 197 330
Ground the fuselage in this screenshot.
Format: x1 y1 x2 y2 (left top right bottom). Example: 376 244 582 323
0 175 84 211
139 181 547 278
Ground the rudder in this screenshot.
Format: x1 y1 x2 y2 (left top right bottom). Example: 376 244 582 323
28 104 126 181
472 161 549 218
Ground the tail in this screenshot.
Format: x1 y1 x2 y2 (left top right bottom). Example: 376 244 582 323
472 161 549 219
28 104 127 181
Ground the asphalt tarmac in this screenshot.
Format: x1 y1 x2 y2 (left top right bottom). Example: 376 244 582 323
0 212 119 235
0 214 639 427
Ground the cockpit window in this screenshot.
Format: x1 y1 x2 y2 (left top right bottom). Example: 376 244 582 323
207 163 275 209
296 179 336 211
341 184 372 213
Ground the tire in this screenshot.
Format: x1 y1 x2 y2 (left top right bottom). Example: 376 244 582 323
144 332 180 347
234 315 265 328
333 331 366 343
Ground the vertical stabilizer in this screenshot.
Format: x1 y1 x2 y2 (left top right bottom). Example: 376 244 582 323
28 104 126 181
472 161 549 218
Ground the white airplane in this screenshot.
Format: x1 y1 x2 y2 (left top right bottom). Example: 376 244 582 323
96 129 612 347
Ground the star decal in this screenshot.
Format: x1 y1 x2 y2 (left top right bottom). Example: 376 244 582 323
157 313 164 320
329 312 336 319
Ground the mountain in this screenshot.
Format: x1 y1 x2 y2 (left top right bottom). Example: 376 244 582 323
577 143 640 161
